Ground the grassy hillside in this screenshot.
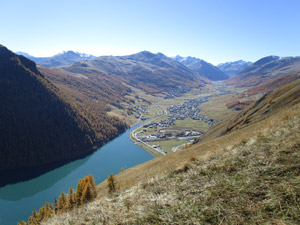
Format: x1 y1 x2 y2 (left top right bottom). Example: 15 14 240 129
60 51 205 96
40 82 300 224
245 73 300 96
197 78 300 143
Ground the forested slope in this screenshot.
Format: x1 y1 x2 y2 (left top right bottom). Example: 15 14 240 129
0 45 126 171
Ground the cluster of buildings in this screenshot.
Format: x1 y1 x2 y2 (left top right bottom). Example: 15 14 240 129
164 86 192 99
167 96 216 125
134 105 147 120
143 116 175 129
138 131 173 142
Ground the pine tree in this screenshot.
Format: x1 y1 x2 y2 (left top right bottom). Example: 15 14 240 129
32 209 37 219
87 174 97 198
58 192 67 212
75 179 84 205
38 205 46 221
107 174 117 193
67 187 75 209
81 182 94 204
54 198 58 213
49 203 54 212
88 174 95 186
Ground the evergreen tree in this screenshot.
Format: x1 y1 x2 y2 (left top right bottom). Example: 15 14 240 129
58 192 68 212
54 198 58 213
67 187 75 209
75 179 84 205
32 209 37 219
81 182 95 204
87 174 97 197
88 174 95 186
107 174 117 193
38 205 46 221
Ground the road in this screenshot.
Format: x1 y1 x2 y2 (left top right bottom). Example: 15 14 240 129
171 143 186 152
131 103 167 155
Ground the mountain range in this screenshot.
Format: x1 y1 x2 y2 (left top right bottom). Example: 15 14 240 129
17 51 95 67
56 51 206 96
228 55 300 87
217 60 252 77
175 55 229 81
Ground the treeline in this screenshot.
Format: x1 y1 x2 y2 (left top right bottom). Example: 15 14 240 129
0 46 128 171
18 174 97 225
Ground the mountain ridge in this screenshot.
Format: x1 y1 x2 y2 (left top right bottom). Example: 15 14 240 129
58 51 206 96
175 55 229 81
217 60 252 77
228 55 300 87
17 50 95 67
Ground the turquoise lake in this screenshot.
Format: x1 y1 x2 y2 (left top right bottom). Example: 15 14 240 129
0 124 154 225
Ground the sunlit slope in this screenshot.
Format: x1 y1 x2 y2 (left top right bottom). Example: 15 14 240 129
197 78 300 143
43 79 300 224
60 51 206 95
95 80 298 196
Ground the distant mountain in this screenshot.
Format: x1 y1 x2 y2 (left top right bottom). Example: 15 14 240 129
16 51 51 64
17 51 95 67
59 51 206 96
217 60 252 77
227 55 300 87
175 55 229 81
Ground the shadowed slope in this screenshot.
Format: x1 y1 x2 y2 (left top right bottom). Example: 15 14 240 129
0 45 127 171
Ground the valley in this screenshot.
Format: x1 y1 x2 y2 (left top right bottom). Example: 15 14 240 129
2 2 300 225
1 45 300 225
129 82 250 155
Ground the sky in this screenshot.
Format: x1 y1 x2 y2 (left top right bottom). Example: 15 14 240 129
1 0 300 65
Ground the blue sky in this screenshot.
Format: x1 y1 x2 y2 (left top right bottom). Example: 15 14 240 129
1 0 300 65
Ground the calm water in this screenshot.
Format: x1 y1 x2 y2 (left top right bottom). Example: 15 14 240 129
0 125 154 225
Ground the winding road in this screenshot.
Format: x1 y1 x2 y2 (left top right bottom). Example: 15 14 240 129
131 103 167 155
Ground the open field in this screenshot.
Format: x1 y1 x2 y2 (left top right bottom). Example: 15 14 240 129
147 139 187 154
171 117 210 132
199 94 236 121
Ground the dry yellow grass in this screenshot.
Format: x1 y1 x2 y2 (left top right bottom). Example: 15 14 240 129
42 102 300 225
33 80 300 225
96 79 300 196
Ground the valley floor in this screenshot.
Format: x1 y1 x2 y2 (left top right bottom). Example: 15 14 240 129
42 90 300 225
129 81 252 156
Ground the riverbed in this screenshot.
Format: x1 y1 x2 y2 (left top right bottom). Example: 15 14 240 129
0 124 154 225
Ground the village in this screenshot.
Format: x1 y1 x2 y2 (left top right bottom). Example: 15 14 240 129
132 86 233 154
